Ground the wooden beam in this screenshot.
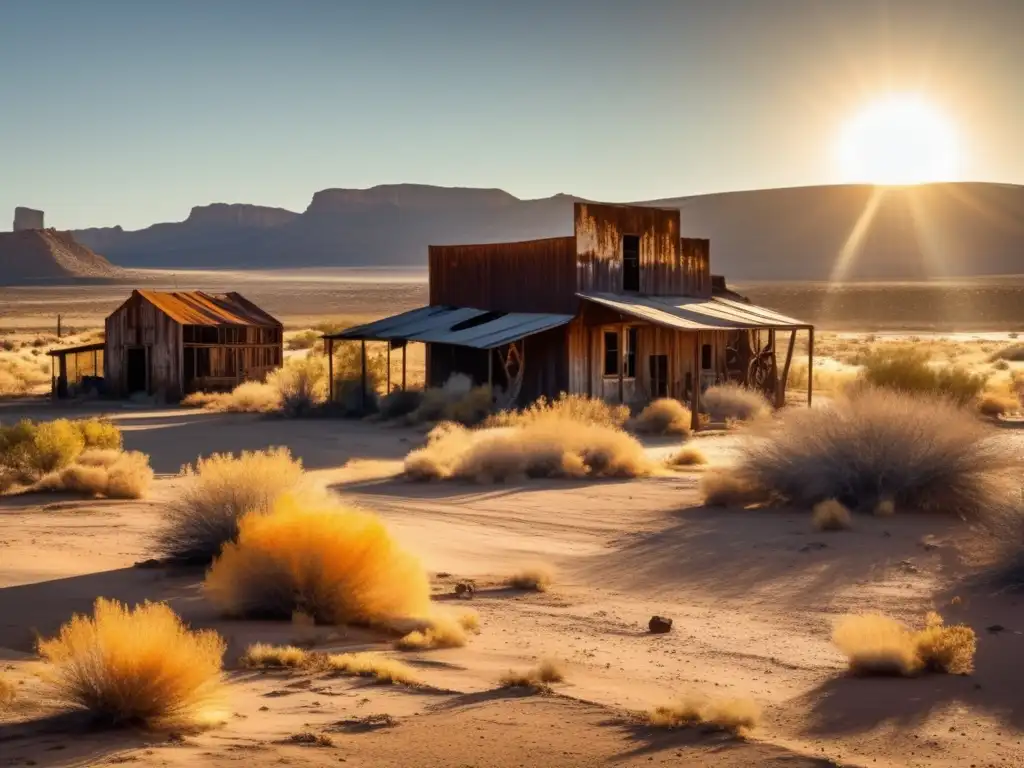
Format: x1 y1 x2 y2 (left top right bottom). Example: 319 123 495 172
618 324 625 404
386 343 391 393
586 325 592 397
807 327 814 407
690 332 700 432
402 343 407 390
327 338 334 402
777 329 797 409
360 340 367 412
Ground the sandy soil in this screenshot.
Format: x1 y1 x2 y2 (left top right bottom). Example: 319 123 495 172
1 404 1022 768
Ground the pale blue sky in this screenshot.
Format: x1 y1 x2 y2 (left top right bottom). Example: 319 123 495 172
3 0 1022 230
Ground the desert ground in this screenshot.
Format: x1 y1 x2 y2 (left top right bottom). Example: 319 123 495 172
2 279 1024 768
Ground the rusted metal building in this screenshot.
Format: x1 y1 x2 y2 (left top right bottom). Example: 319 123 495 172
101 290 283 400
325 202 813 427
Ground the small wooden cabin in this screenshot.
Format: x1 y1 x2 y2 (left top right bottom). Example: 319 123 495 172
104 290 283 400
325 202 814 428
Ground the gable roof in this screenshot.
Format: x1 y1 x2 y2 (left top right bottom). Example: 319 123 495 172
134 290 282 327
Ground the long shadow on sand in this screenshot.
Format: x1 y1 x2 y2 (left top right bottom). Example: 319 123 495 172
576 505 967 608
0 711 164 768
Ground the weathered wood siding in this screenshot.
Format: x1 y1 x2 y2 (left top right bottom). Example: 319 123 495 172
428 237 578 314
104 293 183 399
574 203 711 298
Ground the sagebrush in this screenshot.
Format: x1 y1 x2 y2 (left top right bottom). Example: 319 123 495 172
37 598 224 727
701 383 771 423
860 347 986 405
485 393 629 429
0 418 124 484
499 659 565 690
648 694 761 733
204 492 431 625
507 564 554 592
158 447 303 562
395 612 478 650
630 399 692 436
34 449 154 499
832 612 976 676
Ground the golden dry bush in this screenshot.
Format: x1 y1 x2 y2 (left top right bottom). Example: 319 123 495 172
699 469 766 508
158 447 303 563
507 564 555 592
395 612 476 651
977 392 1018 418
486 393 630 429
648 694 761 733
37 598 225 727
667 446 707 467
205 492 430 626
34 450 154 499
405 418 655 482
499 658 566 690
77 418 123 451
629 399 692 437
874 498 896 517
831 612 976 677
701 383 771 423
0 353 50 396
812 499 852 531
268 355 329 416
0 675 15 708
323 653 420 685
240 643 310 669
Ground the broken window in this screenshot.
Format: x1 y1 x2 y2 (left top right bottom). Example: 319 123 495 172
603 330 619 376
622 235 640 292
701 343 713 370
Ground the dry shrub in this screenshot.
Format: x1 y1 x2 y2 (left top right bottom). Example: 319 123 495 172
37 598 225 727
667 446 707 467
699 470 765 508
395 612 477 651
499 659 565 690
0 417 124 483
832 612 976 676
630 399 692 436
978 391 1018 418
204 492 430 626
240 643 309 669
990 343 1024 362
507 564 554 592
34 449 154 499
812 499 852 531
485 393 630 429
860 347 986 405
0 353 51 396
709 388 1016 519
787 362 857 394
287 731 335 747
269 354 328 416
158 447 303 563
378 388 424 420
182 382 281 413
701 383 771 423
405 374 493 426
0 675 14 708
323 653 420 685
77 418 123 451
993 359 1011 371
286 329 320 351
648 694 761 733
405 419 654 482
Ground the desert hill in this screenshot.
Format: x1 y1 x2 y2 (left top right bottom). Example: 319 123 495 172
70 182 1024 280
0 228 124 282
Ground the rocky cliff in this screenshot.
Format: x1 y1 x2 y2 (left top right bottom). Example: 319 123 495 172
0 229 123 283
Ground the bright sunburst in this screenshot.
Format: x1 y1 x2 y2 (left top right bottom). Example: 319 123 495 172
837 94 959 185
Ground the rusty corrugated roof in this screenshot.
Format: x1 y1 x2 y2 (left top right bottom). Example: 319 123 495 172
578 292 812 331
137 290 282 327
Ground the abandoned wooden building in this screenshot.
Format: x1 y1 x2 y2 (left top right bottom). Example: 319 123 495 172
324 202 814 428
50 290 283 400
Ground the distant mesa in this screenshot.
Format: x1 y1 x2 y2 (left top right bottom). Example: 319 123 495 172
13 206 44 231
2 208 123 283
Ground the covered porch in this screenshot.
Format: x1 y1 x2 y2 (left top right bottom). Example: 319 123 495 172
47 342 105 399
572 293 814 430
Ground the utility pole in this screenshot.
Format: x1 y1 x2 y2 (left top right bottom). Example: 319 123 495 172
57 314 62 339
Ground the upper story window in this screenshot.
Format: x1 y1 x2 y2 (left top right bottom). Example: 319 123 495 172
622 234 640 292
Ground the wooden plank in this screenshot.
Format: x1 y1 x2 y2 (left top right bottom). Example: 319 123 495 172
690 331 700 432
778 329 797 408
327 338 334 402
618 324 625 404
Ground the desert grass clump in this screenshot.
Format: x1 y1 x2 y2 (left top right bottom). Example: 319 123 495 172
701 383 772 423
832 612 976 676
268 354 328 416
240 643 310 669
989 343 1024 362
204 492 431 626
812 499 852 531
405 419 655 482
76 418 123 451
378 388 424 420
667 446 707 467
34 449 154 499
977 391 1018 418
285 329 320 351
0 353 51 396
485 392 630 429
182 381 282 413
37 598 225 727
498 659 566 690
629 399 692 436
394 612 477 651
648 694 761 734
699 470 765 508
711 388 1016 519
0 675 15 708
323 653 421 685
158 447 303 563
507 564 555 592
403 374 493 426
860 347 987 405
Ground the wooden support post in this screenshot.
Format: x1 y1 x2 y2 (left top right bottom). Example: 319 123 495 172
690 332 701 432
586 326 593 397
777 329 796 409
402 343 407 390
487 347 494 390
360 340 367 412
386 343 391 393
327 338 334 402
807 327 814 407
93 349 98 376
618 324 625 404
57 314 62 339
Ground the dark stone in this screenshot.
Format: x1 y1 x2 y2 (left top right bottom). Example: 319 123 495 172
454 582 475 599
649 616 673 634
987 624 1006 634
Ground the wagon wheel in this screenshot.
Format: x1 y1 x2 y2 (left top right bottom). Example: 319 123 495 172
747 351 775 396
493 342 524 410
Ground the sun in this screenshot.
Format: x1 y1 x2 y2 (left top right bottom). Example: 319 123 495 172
837 94 960 185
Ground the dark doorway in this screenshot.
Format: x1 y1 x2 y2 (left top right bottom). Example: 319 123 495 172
126 347 147 394
622 235 640 292
649 354 668 399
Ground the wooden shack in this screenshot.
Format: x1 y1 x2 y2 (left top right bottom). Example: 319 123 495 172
103 290 282 400
325 202 814 428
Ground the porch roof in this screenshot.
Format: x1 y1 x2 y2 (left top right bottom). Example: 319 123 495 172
577 292 812 331
323 305 574 349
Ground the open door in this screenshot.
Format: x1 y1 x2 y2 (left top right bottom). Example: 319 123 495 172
649 354 668 399
126 347 147 394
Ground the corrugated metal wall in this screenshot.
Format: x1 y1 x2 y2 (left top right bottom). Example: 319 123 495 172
429 236 579 314
574 202 711 297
